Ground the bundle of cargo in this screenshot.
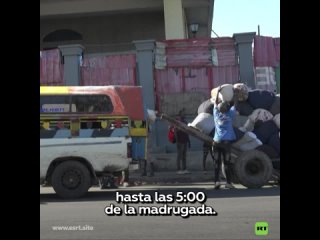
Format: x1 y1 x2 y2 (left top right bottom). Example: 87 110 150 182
233 83 249 102
210 84 234 102
195 83 280 188
233 86 280 158
231 85 280 183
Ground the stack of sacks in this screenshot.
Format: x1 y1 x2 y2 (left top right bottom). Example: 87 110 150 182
233 83 249 102
191 84 233 136
197 98 214 115
249 108 274 122
233 83 253 116
211 84 234 102
234 127 245 141
188 113 215 135
269 95 280 115
273 113 280 129
231 84 280 158
234 101 254 116
233 115 249 128
247 89 276 110
191 98 215 134
232 131 263 151
189 83 280 160
253 120 279 144
239 108 274 132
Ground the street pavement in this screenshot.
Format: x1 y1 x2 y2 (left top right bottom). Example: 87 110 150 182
41 178 280 240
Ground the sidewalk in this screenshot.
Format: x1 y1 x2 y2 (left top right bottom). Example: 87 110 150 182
129 170 216 186
128 170 280 187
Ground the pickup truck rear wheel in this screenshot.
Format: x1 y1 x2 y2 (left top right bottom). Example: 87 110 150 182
51 161 91 199
234 150 273 188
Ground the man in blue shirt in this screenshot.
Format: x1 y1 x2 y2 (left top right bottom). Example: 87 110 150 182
213 102 237 142
213 87 237 189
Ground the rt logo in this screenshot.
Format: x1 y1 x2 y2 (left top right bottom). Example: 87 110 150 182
255 222 268 236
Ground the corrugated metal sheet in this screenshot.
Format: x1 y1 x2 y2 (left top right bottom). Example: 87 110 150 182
154 65 239 111
40 49 64 86
165 39 212 67
154 68 184 94
213 37 237 66
274 38 280 66
254 36 277 67
162 37 237 67
155 67 211 95
80 54 136 86
184 68 212 93
154 38 240 111
211 65 240 87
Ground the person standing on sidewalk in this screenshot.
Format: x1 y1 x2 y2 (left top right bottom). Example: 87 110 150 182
175 115 191 174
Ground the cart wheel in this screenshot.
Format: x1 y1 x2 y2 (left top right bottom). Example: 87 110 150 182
234 150 273 188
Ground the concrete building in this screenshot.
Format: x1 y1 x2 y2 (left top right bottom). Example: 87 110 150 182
40 0 215 53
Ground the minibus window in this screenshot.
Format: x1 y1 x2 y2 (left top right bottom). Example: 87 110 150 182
40 95 70 113
71 95 113 113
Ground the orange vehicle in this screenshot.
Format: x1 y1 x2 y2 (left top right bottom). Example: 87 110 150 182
40 86 148 198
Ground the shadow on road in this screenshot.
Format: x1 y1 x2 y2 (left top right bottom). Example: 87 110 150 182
40 185 280 204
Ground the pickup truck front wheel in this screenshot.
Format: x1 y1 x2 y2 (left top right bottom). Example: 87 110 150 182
51 161 91 199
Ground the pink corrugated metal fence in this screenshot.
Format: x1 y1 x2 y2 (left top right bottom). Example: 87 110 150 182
154 38 239 111
254 36 279 67
274 38 280 65
80 54 136 86
162 37 236 67
40 49 64 85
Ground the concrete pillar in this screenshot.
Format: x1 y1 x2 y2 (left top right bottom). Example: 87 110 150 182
58 44 85 86
233 32 256 89
133 40 155 110
163 0 185 39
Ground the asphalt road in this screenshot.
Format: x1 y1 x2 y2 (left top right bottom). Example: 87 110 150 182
40 184 280 240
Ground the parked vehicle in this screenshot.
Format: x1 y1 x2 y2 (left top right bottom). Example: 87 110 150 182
40 86 148 198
